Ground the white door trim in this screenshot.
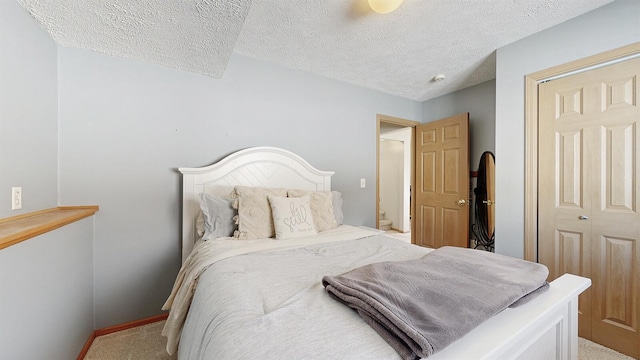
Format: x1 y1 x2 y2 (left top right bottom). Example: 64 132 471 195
376 114 420 238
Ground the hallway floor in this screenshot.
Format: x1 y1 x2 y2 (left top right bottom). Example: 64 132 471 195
385 230 411 243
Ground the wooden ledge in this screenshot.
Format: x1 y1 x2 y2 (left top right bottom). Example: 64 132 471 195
0 206 99 250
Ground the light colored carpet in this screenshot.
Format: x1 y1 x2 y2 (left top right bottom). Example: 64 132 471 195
84 320 176 360
85 320 635 360
578 338 635 360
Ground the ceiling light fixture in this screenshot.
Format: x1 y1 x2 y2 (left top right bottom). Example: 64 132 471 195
368 0 404 14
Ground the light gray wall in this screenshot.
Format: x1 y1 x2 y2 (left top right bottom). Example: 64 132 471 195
0 4 95 359
495 0 640 258
0 218 94 360
0 0 58 218
57 47 422 327
422 79 496 171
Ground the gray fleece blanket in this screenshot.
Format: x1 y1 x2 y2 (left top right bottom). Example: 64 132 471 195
322 246 549 360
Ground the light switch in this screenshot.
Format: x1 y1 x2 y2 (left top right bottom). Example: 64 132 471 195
360 178 366 188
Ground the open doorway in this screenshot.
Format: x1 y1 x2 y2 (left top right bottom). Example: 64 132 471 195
376 114 420 242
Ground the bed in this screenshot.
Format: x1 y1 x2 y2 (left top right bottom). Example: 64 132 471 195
163 146 591 360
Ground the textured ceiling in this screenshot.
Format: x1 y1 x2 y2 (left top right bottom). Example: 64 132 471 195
18 0 613 101
17 0 252 77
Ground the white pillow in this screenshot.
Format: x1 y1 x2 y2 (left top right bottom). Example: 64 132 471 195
287 189 338 232
268 195 317 239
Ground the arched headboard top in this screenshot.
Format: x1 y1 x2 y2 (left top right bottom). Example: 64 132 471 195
179 147 335 263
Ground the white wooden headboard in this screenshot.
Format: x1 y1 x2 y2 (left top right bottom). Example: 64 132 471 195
178 146 335 263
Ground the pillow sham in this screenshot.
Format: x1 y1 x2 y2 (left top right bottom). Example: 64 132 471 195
199 193 237 240
196 211 205 238
268 195 317 239
332 191 344 225
233 186 287 239
288 189 338 232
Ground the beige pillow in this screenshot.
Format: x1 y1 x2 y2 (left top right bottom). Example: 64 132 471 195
268 195 317 239
287 189 338 232
232 186 287 239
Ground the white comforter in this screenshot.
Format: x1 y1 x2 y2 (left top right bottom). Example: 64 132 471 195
162 226 431 359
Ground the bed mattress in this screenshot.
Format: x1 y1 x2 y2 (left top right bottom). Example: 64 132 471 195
176 226 430 360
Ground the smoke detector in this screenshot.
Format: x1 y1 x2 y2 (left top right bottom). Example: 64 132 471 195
433 74 446 82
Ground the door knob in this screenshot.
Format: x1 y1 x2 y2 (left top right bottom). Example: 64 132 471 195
483 200 494 206
579 215 588 220
457 199 467 206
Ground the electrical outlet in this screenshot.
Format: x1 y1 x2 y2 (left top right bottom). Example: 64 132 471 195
12 187 22 210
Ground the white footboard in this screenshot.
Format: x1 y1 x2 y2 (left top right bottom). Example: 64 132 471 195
431 274 591 360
